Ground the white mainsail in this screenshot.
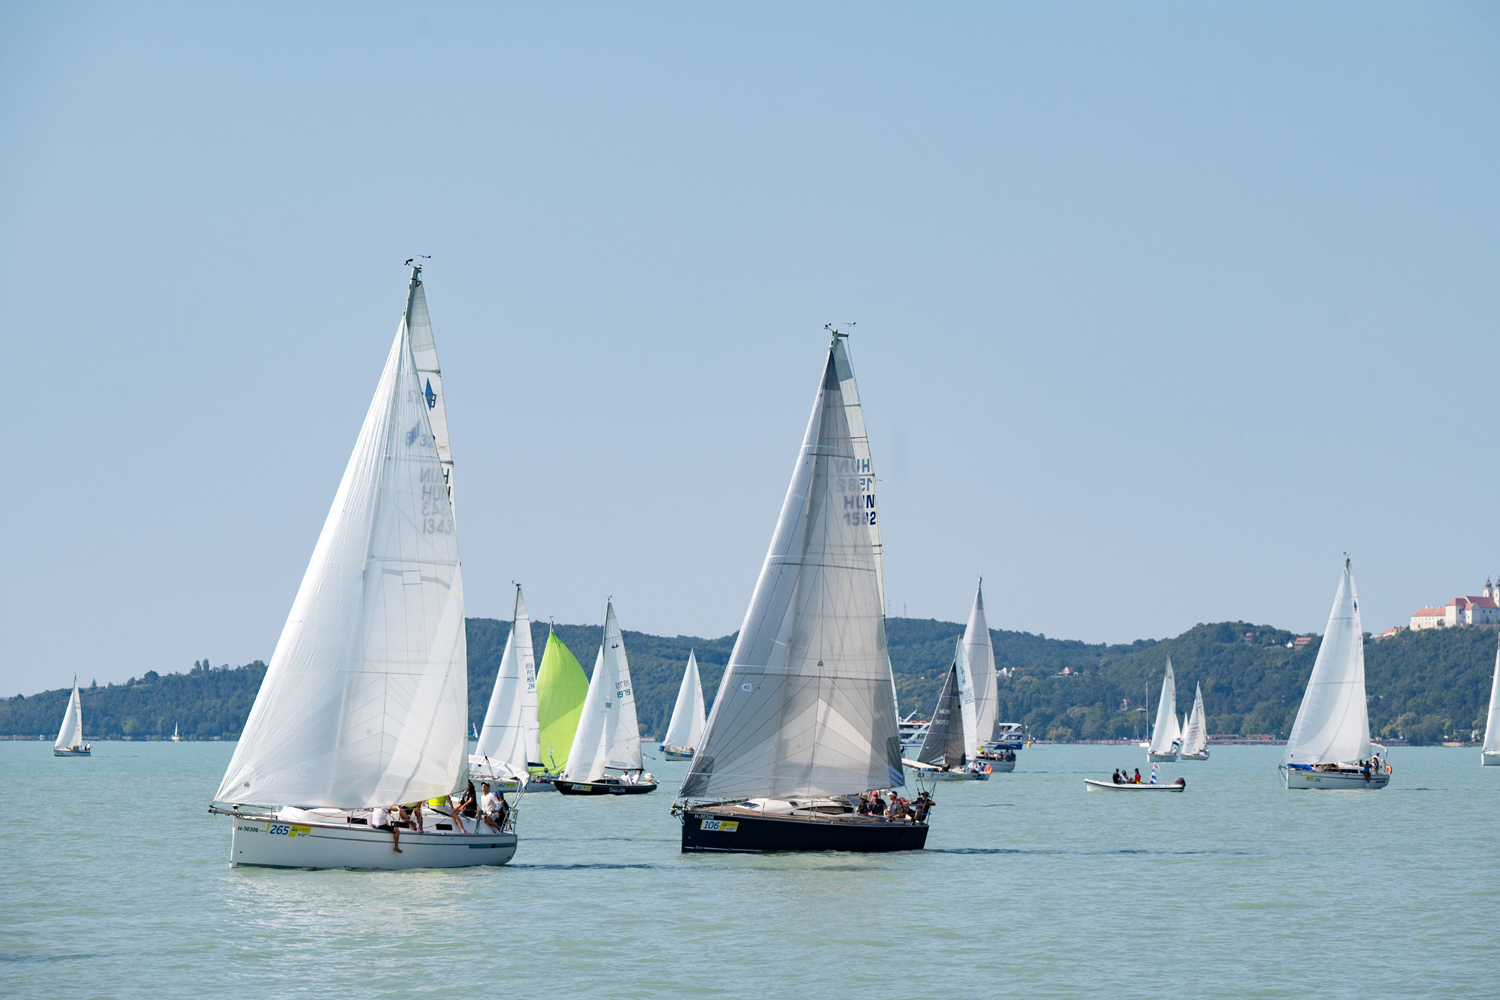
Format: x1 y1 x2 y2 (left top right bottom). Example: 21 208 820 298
1283 557 1372 766
513 588 540 767
953 635 979 754
54 677 83 750
680 342 903 802
662 650 706 750
403 269 454 511
215 268 467 808
1484 637 1500 758
562 603 644 782
1148 659 1181 756
1182 683 1208 756
963 581 998 749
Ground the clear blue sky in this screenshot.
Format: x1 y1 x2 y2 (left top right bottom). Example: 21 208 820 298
3 3 1498 694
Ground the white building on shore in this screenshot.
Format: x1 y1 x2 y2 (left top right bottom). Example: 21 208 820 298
1409 580 1500 630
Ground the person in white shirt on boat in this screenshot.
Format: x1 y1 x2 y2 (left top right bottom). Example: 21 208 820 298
478 782 508 832
370 806 402 853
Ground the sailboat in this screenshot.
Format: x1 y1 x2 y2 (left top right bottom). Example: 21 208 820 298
965 582 1013 771
535 628 589 781
904 650 990 781
554 602 657 795
208 265 516 868
471 586 549 790
1146 658 1182 762
1280 556 1391 790
677 334 924 853
1179 683 1209 761
53 677 90 756
171 723 181 743
1483 637 1500 766
660 650 706 760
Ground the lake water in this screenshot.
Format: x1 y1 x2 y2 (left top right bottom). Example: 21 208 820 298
1 742 1489 998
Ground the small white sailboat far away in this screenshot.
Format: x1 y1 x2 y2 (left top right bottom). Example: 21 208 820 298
677 334 925 853
53 677 90 756
471 585 549 791
554 602 658 795
1280 556 1391 790
904 646 990 781
209 265 516 868
171 723 181 742
1178 683 1209 761
965 581 1014 771
1483 636 1500 767
660 650 706 760
1147 659 1182 762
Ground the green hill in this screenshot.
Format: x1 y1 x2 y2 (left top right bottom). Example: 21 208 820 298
3 619 1493 746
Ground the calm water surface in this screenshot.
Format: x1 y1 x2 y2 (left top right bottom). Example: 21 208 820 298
1 743 1488 998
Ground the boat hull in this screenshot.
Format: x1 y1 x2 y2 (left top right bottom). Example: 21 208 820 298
1146 752 1178 762
553 778 658 795
1483 752 1500 767
1084 779 1184 792
659 745 695 761
681 807 928 853
53 748 90 757
1178 751 1210 762
228 818 516 869
1281 766 1390 790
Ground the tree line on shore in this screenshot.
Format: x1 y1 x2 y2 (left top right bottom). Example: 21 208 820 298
3 618 1493 746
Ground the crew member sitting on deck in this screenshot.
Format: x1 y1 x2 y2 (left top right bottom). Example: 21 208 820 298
370 805 403 853
1112 769 1122 784
1133 768 1142 784
479 782 508 832
912 792 933 823
870 792 887 817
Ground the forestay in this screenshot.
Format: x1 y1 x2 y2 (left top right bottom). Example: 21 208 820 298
963 582 999 748
562 603 644 781
54 677 83 750
473 586 536 779
215 278 467 808
917 655 968 769
663 650 706 749
1485 637 1500 755
1182 683 1208 756
1284 557 1372 766
680 346 903 802
1148 659 1181 756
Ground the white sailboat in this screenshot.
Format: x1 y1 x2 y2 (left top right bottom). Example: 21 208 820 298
678 335 924 853
53 677 90 757
471 585 549 790
554 602 657 795
1280 556 1391 790
1147 659 1182 762
1179 683 1209 760
904 640 990 781
210 265 516 868
660 650 706 760
966 581 1013 770
171 723 181 743
1483 637 1500 766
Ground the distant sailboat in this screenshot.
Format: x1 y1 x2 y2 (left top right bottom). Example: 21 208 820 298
171 723 181 743
1147 659 1182 762
208 265 516 868
1179 683 1209 761
53 677 90 757
1280 556 1391 790
660 650 705 760
678 334 924 853
472 586 548 790
1484 637 1500 767
904 648 990 781
966 582 1013 771
554 602 657 795
535 628 589 778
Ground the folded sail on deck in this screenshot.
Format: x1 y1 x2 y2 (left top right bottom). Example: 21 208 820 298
681 345 902 802
1284 558 1371 766
215 270 467 808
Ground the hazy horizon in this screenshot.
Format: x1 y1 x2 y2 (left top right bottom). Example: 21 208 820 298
4 4 1498 694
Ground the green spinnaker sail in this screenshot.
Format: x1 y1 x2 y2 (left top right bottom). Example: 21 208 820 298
535 629 590 774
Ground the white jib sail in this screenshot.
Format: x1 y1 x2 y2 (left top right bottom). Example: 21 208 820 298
511 586 540 766
953 635 979 754
562 602 644 781
473 595 530 780
1182 683 1208 755
963 581 998 748
1485 637 1500 755
663 650 706 749
1148 658 1181 755
1283 557 1372 766
215 280 467 808
54 677 83 750
680 343 903 802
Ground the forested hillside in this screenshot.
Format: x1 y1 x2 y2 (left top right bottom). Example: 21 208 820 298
4 619 1494 745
